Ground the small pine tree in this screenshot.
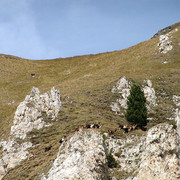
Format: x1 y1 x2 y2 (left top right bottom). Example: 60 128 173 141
107 152 117 168
125 84 147 127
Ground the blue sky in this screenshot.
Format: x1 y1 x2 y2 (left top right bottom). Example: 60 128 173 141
0 0 179 60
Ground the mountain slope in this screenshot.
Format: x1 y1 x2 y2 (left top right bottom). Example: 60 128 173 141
0 22 180 179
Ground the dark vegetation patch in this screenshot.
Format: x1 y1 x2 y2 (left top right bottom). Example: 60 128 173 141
107 152 118 168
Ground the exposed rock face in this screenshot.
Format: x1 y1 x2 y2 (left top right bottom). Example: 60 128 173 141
106 135 146 173
143 80 157 111
42 130 108 180
175 109 180 137
42 123 179 180
157 28 178 54
173 95 180 158
0 87 62 179
11 87 61 139
111 77 157 114
111 76 131 114
0 140 32 177
106 124 180 180
173 95 180 107
134 124 180 180
158 34 173 54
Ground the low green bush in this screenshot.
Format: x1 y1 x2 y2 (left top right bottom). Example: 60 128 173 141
107 152 118 168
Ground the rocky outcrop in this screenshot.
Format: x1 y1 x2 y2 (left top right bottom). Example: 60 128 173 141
175 109 180 137
111 76 131 112
107 124 180 180
134 124 180 180
111 77 157 114
173 95 180 107
157 28 178 54
143 80 157 111
42 130 108 180
173 95 180 158
41 123 179 180
106 135 146 173
158 34 173 54
11 87 61 139
0 87 62 179
0 140 32 177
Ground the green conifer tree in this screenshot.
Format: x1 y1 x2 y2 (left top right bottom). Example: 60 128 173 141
125 84 147 127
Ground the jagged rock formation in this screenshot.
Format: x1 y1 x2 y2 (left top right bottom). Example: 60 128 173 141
111 76 131 112
133 124 180 180
143 80 157 107
110 77 157 114
42 130 108 180
157 28 178 54
107 124 180 180
41 123 179 180
10 87 61 139
0 87 61 179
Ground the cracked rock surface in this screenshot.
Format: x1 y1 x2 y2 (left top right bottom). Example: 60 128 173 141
42 130 109 180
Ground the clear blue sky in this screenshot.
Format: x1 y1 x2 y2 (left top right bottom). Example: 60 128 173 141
0 0 179 60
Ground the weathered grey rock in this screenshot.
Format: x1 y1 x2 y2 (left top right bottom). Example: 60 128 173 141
111 76 131 114
0 139 32 179
106 124 179 180
173 95 180 136
134 124 180 180
158 34 173 54
111 76 131 94
172 95 180 160
0 87 62 180
110 101 121 113
173 95 180 107
10 87 61 139
157 28 178 54
106 135 146 173
143 80 157 109
41 122 179 180
111 77 157 114
175 109 180 137
42 130 108 180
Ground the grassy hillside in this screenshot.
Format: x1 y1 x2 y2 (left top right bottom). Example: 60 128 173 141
0 22 180 179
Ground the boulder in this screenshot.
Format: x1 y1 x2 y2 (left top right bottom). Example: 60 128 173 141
42 130 109 180
134 124 180 180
